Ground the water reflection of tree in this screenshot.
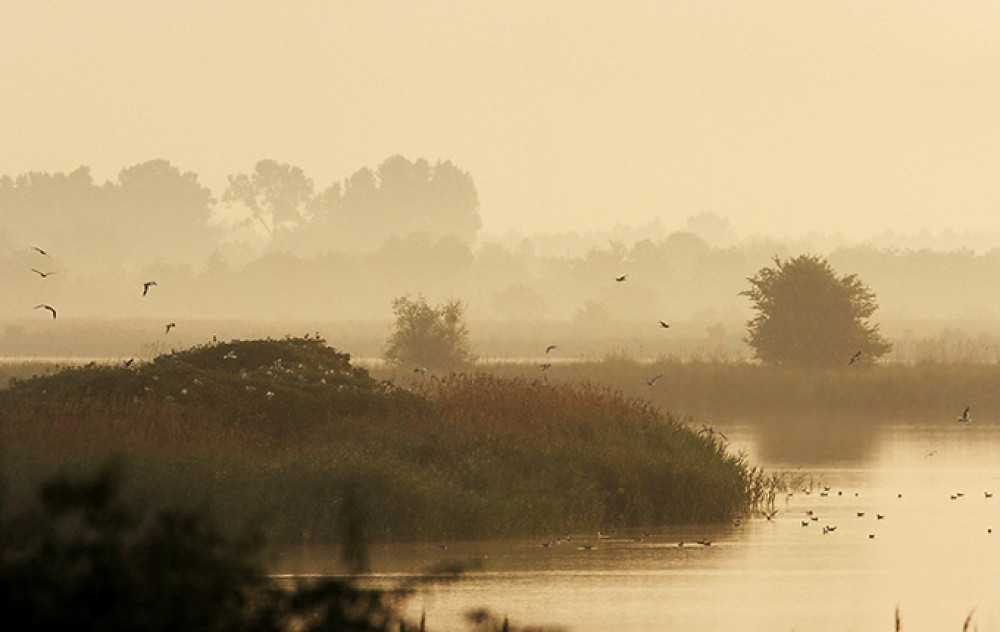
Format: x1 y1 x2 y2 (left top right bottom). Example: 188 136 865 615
750 413 882 465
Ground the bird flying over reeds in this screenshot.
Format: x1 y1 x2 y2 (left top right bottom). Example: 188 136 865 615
34 304 57 319
142 280 157 296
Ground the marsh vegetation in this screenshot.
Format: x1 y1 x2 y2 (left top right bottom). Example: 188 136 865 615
0 337 763 546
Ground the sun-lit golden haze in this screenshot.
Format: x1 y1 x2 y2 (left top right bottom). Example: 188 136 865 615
1 1 997 239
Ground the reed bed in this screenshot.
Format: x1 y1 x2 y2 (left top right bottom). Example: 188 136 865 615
0 338 761 544
430 357 1000 422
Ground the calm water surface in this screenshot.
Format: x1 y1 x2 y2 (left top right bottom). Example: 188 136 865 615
272 421 1000 631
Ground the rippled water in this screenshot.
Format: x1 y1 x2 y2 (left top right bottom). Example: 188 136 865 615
272 421 1000 631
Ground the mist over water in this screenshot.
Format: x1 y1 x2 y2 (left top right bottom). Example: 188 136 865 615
3 3 1000 630
270 420 1000 632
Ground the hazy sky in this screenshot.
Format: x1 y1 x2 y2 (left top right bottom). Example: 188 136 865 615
1 1 997 239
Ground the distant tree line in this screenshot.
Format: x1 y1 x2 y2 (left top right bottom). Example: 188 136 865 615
2 157 1000 327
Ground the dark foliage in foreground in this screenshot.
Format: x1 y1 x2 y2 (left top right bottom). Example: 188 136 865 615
0 461 426 632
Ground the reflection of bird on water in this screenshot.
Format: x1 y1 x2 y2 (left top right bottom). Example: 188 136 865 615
849 350 863 365
958 406 971 423
34 304 57 319
646 374 663 386
697 425 728 440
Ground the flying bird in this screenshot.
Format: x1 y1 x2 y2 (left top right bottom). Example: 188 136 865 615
545 344 558 354
30 268 56 278
849 350 863 365
413 367 427 377
659 321 670 329
31 246 49 256
615 274 629 282
958 406 971 423
34 304 57 319
540 363 552 371
142 281 157 296
646 374 663 386
165 322 176 334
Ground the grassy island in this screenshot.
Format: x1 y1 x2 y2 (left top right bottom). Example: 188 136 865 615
0 337 764 544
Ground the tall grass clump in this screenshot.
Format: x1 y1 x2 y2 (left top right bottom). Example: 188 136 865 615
1 337 761 544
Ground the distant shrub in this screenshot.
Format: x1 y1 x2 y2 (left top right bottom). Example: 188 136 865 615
384 295 475 369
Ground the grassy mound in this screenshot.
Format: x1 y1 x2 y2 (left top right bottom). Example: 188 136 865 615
0 338 762 544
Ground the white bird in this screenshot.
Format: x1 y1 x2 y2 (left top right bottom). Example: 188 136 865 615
34 304 57 319
142 280 157 296
958 406 971 423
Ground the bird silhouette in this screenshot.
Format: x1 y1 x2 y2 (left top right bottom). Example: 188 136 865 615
165 322 176 334
30 268 56 278
697 425 728 440
659 321 670 329
646 374 663 386
31 246 49 256
34 304 57 319
958 406 971 423
142 281 157 296
615 274 628 282
540 363 552 371
849 350 863 365
545 345 558 354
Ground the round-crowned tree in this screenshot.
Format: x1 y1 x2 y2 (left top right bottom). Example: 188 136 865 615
384 295 475 369
740 255 891 368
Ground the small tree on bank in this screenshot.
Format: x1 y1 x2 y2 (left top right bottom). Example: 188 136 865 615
741 255 891 368
384 295 475 369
